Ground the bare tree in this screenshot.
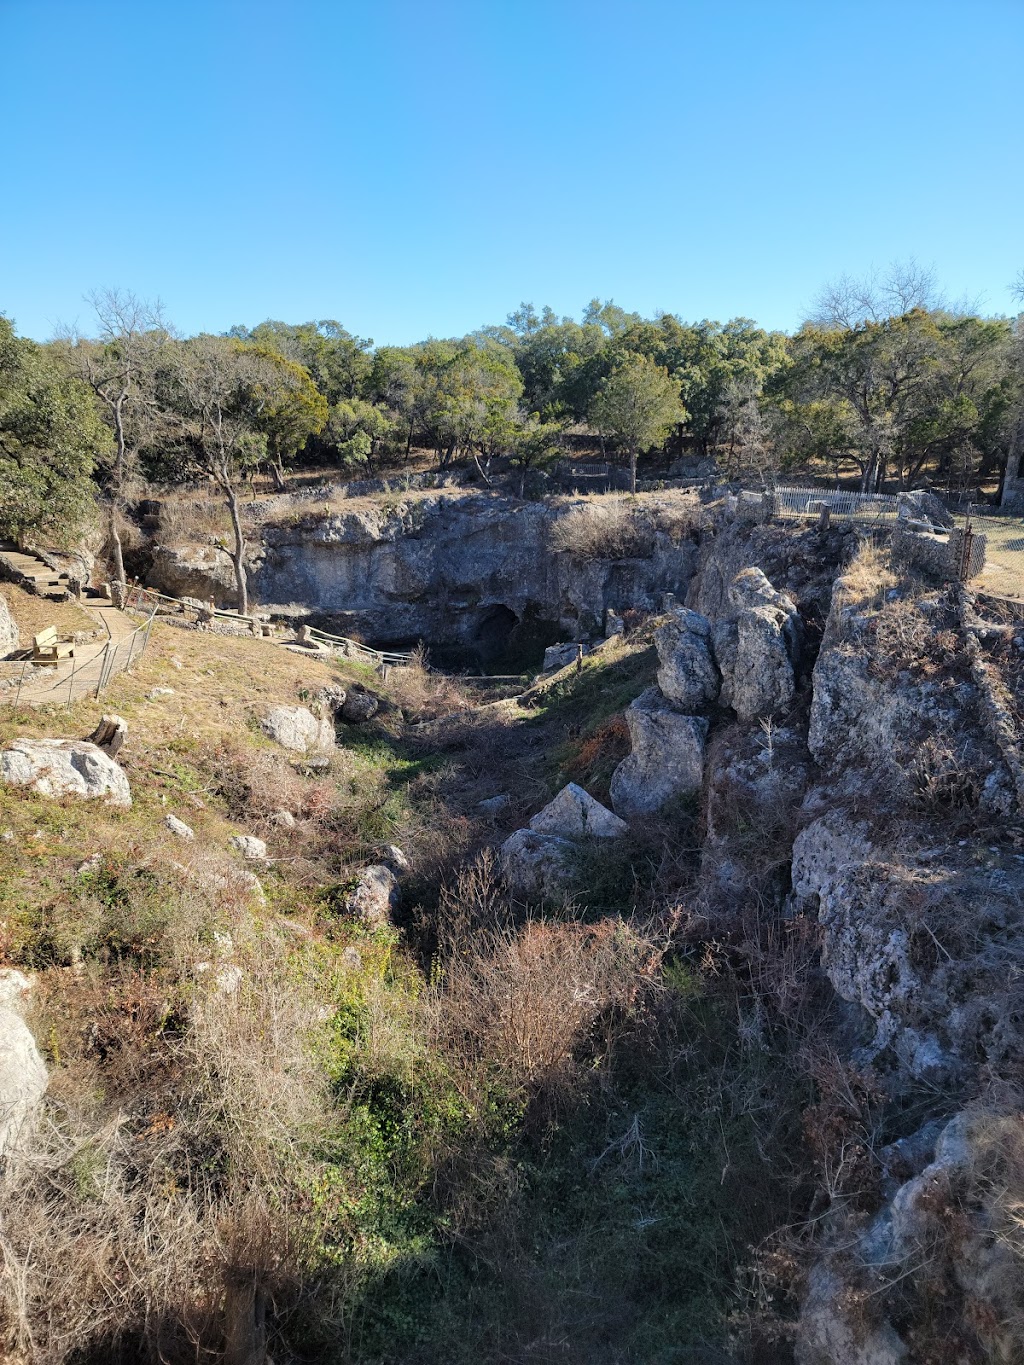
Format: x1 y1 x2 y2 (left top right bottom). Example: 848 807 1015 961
809 259 944 328
59 289 170 593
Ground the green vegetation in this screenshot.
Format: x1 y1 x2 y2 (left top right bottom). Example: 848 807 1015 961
4 257 1022 595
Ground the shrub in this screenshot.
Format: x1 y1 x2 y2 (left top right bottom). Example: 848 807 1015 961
549 493 700 560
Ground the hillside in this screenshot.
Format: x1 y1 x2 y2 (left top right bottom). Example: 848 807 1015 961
0 495 1023 1365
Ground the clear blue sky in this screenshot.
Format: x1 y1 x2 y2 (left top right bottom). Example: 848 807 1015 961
2 0 1022 344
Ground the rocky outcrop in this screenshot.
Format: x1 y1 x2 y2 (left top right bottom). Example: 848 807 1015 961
797 1109 1024 1365
528 783 627 839
0 595 19 656
790 809 1024 1079
0 738 132 807
0 970 47 1163
654 608 719 710
262 705 335 753
149 542 239 601
340 687 379 723
229 834 267 861
714 568 801 721
150 494 698 658
610 688 708 819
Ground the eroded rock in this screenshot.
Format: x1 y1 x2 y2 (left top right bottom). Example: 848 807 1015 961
499 828 575 899
345 864 400 926
341 688 380 723
229 834 267 861
0 974 47 1164
262 705 334 753
716 568 801 721
654 608 718 710
610 688 707 819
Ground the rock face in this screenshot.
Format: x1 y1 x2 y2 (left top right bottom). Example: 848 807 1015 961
529 783 627 839
150 494 698 656
610 688 708 819
0 595 19 656
715 568 801 721
262 705 335 753
499 828 576 899
0 973 47 1163
149 542 239 601
345 864 400 927
797 1110 1024 1365
654 608 719 710
543 641 586 671
0 738 132 807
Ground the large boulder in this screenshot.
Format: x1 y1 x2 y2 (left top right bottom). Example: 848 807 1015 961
0 595 19 657
0 738 131 807
654 608 719 710
341 687 380 723
499 828 575 899
716 567 801 722
345 864 400 927
0 972 47 1163
262 705 335 753
610 687 708 819
529 783 627 839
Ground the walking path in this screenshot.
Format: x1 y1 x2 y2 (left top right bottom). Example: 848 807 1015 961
7 597 147 707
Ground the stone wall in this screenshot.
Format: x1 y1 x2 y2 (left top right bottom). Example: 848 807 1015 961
891 525 986 581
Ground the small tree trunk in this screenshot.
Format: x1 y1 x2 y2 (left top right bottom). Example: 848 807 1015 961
109 506 126 588
629 448 638 495
271 457 287 493
224 483 249 616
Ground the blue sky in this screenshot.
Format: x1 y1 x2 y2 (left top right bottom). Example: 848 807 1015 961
2 0 1022 343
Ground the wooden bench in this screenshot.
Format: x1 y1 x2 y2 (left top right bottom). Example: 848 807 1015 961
32 626 74 666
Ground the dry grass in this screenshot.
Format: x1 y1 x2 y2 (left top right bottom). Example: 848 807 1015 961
549 492 702 560
383 648 473 722
0 584 100 645
428 854 663 1117
0 937 330 1364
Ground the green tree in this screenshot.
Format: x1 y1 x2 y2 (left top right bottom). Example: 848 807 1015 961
589 353 685 493
326 397 395 473
247 347 328 490
154 336 298 614
0 316 109 544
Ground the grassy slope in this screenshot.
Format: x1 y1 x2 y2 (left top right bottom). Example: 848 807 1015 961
0 617 802 1365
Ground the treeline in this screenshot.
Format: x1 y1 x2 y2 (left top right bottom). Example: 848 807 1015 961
1 267 1022 603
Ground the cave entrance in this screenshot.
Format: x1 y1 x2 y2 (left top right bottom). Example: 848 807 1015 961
474 604 519 670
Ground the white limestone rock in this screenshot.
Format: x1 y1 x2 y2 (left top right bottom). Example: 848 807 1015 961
165 813 195 840
345 864 400 927
229 834 267 861
654 608 719 711
0 973 47 1164
529 783 627 839
499 828 576 899
261 705 334 753
0 738 131 808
